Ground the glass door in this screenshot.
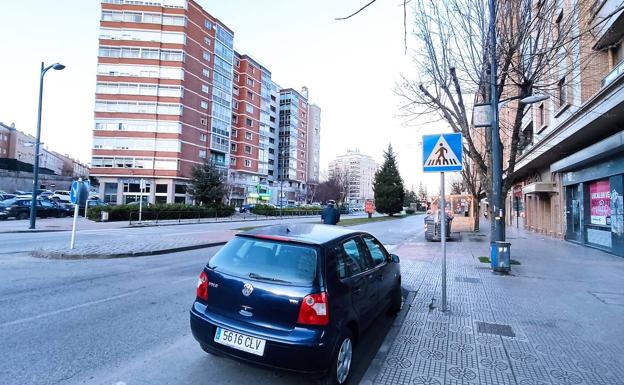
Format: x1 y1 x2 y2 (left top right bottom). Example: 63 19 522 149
566 185 582 242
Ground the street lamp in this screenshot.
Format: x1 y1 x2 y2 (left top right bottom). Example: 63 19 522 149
29 61 65 229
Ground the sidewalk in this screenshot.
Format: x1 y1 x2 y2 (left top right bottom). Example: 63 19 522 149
31 229 236 259
367 222 624 385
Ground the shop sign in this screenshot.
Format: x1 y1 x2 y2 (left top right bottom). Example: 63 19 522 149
590 180 611 225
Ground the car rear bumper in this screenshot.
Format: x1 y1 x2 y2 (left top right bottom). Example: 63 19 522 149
190 303 335 375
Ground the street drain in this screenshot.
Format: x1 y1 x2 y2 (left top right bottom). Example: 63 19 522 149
476 321 515 337
455 277 481 283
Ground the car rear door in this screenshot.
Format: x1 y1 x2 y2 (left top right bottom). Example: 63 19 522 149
336 236 378 329
361 235 396 311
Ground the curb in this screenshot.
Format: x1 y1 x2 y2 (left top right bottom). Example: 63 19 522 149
0 229 68 234
122 214 322 228
359 289 416 385
31 241 228 260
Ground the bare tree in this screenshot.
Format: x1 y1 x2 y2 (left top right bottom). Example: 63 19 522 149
395 0 596 230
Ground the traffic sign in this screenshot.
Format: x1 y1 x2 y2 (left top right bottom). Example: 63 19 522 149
422 133 463 173
70 180 90 204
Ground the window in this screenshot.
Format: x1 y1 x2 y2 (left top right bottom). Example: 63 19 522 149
203 51 210 61
235 59 240 67
247 90 254 100
200 133 207 142
246 104 254 114
245 145 252 154
202 84 209 93
201 100 209 109
230 157 236 165
231 115 238 124
156 184 168 194
203 68 210 78
205 19 213 30
231 143 237 151
337 239 371 278
245 132 252 140
246 118 253 127
363 236 387 266
537 103 545 127
104 183 118 203
231 129 237 137
199 150 207 159
233 86 239 96
232 100 239 109
244 159 252 167
557 77 568 109
234 74 240 82
200 117 208 125
204 36 211 46
246 78 254 87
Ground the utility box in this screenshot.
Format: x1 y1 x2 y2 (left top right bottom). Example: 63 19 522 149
100 211 109 222
490 241 511 273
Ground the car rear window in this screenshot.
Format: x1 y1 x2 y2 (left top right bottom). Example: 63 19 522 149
208 236 318 286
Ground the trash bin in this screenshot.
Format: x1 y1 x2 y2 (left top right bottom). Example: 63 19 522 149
490 241 511 273
424 214 452 241
100 211 109 222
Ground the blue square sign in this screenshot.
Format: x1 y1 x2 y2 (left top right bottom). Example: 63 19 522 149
422 133 463 173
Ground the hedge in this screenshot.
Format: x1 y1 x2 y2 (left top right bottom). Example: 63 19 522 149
251 204 322 216
405 208 416 215
87 203 235 222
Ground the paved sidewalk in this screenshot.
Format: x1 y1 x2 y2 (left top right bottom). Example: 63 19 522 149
31 229 236 259
369 223 624 385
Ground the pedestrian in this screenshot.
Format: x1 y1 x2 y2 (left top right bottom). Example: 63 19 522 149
321 200 341 225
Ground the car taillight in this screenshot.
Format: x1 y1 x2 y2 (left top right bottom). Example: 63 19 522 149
297 292 329 326
196 271 208 301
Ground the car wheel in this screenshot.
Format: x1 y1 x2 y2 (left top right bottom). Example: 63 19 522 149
320 330 354 385
17 212 28 220
388 282 403 315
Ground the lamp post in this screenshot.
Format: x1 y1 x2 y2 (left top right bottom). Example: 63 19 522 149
29 62 65 229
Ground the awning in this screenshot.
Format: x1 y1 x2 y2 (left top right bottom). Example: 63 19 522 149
522 182 558 195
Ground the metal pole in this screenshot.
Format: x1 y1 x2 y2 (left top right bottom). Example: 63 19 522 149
490 0 504 243
440 172 447 312
139 187 143 223
70 178 82 249
29 62 45 229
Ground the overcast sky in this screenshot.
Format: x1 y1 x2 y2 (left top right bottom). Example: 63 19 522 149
0 0 453 191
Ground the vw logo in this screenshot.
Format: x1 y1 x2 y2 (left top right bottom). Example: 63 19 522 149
242 282 254 297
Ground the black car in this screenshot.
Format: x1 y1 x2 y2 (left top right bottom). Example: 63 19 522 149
190 224 402 384
0 198 70 220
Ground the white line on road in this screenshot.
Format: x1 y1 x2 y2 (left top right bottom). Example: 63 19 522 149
0 289 141 328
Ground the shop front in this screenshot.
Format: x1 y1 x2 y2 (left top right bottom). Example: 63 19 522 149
552 132 624 257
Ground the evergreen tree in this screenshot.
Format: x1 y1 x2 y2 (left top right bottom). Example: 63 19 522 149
187 161 225 207
373 144 405 216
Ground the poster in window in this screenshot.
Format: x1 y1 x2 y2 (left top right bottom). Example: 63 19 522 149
590 180 610 225
612 189 623 236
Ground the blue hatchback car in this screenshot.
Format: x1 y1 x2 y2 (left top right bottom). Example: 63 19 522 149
190 224 402 385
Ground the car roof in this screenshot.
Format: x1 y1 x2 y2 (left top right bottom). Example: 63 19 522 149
239 223 367 245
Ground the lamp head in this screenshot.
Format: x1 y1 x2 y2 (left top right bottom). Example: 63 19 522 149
52 63 65 70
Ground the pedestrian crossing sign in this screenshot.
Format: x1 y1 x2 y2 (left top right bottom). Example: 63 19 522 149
422 133 463 172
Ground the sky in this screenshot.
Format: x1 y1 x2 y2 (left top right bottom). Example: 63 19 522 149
0 0 453 192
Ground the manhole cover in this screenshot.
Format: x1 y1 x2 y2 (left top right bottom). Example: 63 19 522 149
455 276 481 283
476 321 515 337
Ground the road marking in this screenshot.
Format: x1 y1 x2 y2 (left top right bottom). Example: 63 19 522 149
0 289 141 328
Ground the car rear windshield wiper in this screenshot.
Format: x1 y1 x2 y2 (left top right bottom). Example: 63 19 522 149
248 272 291 284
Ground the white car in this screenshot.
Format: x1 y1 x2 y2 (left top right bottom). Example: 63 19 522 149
52 190 71 203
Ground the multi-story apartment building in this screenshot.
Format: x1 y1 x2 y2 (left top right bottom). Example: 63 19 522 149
306 103 321 186
475 0 624 257
328 149 378 206
228 53 280 206
278 88 309 204
92 0 234 204
0 123 9 158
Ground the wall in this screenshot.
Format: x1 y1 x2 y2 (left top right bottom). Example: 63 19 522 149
0 170 74 192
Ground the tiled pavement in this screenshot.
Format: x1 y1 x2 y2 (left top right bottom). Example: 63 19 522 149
373 224 624 385
31 230 236 258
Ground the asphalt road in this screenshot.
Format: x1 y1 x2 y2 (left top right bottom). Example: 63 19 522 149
0 215 425 385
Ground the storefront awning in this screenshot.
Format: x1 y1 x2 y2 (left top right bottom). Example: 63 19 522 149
522 182 558 195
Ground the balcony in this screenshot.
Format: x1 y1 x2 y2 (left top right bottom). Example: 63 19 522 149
603 58 624 87
592 0 624 49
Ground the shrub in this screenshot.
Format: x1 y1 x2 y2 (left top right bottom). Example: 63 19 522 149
251 204 322 216
87 203 235 222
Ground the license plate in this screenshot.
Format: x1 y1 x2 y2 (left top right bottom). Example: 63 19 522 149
214 327 266 356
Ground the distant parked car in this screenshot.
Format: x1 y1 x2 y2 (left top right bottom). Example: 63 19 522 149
0 198 69 220
190 224 402 385
0 193 15 201
239 204 255 213
52 190 71 203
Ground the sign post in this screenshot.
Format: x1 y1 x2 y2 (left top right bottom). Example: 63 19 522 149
139 179 146 223
70 178 82 249
423 133 463 313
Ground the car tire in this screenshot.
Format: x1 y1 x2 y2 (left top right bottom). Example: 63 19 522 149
17 212 28 220
319 330 354 385
388 283 402 315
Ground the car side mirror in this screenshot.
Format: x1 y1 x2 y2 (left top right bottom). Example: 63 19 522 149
390 254 400 263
